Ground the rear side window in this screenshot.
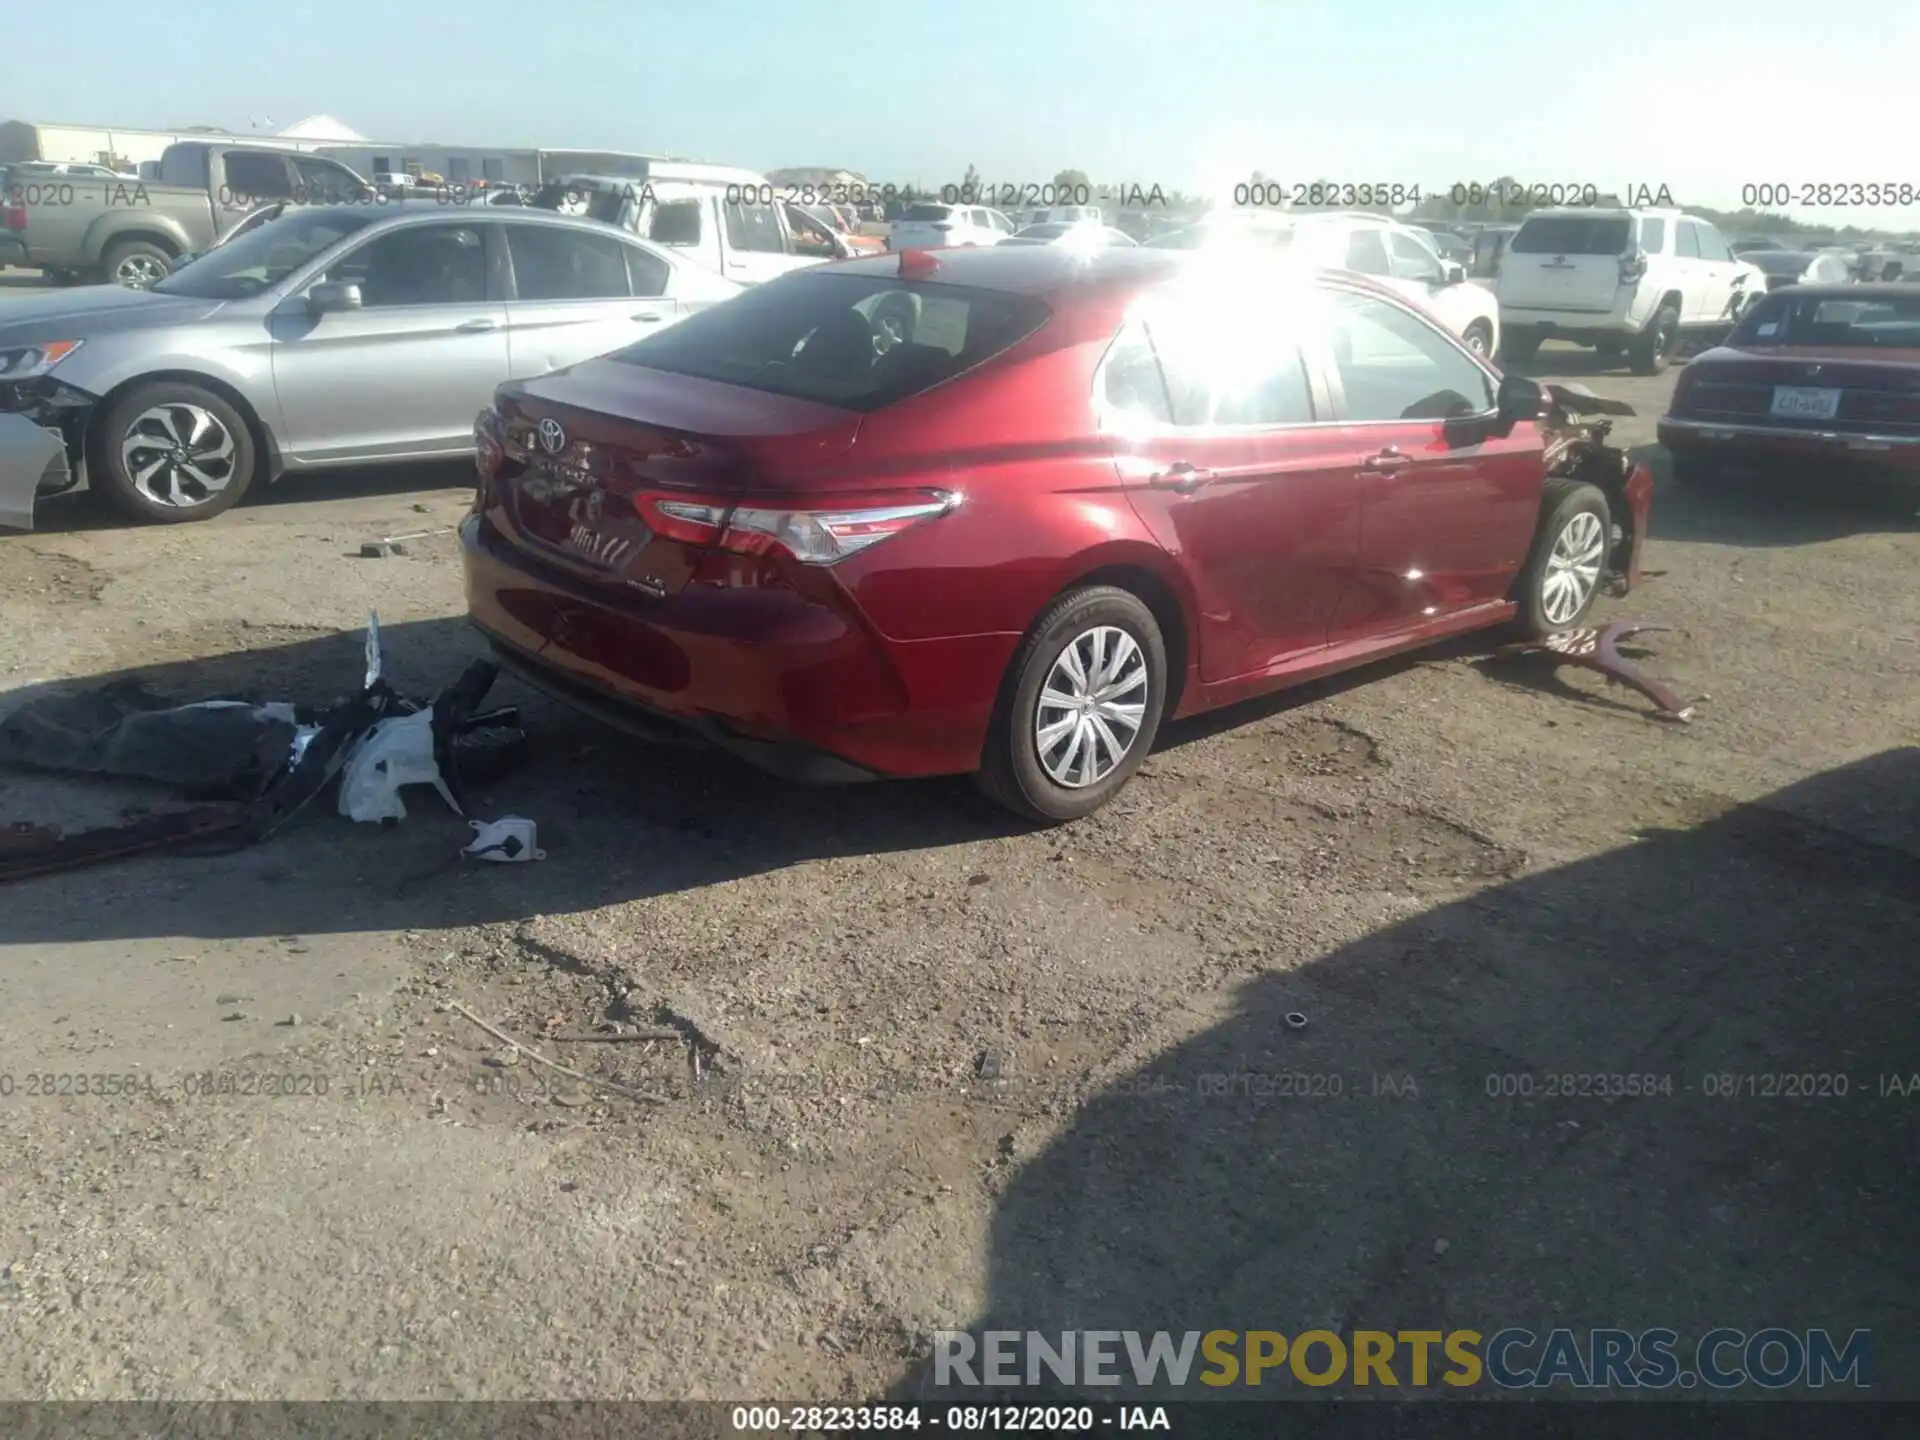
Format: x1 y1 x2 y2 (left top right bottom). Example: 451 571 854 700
611 272 1049 412
649 198 703 246
1511 216 1633 255
1637 218 1666 253
1141 307 1316 428
507 225 631 300
1100 323 1173 426
1676 223 1702 259
223 151 293 201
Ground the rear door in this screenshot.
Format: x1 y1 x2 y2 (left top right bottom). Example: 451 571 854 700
269 218 508 461
722 191 805 283
502 222 679 379
1673 221 1711 323
1694 221 1745 323
1498 214 1632 313
1104 302 1361 682
1314 285 1544 637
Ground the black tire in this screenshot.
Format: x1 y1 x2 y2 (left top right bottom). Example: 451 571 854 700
94 381 259 525
1498 327 1540 363
975 584 1169 823
1629 302 1680 375
43 266 85 287
1461 319 1495 360
102 239 173 289
1512 480 1611 639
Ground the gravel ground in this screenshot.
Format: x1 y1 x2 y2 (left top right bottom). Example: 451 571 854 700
0 344 1916 1404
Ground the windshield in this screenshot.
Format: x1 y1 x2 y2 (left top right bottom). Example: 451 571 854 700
1510 215 1633 255
152 207 379 299
901 204 954 222
608 271 1049 412
1733 291 1920 347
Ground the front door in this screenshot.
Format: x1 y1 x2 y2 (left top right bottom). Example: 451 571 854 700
501 222 679 379
1102 305 1362 684
1313 286 1544 639
269 218 507 462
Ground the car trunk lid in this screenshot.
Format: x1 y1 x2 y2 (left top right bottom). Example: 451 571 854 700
1681 348 1920 431
493 359 864 595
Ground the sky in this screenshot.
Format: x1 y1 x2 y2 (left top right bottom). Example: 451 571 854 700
8 0 1920 229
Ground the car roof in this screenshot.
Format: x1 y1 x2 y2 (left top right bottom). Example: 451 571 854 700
302 200 681 250
817 243 1406 307
1518 207 1686 219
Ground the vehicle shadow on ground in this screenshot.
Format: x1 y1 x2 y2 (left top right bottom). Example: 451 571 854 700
0 615 1038 944
26 460 478 534
1640 453 1920 549
883 746 1920 1406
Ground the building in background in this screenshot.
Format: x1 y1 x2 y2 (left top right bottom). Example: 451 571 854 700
0 116 677 190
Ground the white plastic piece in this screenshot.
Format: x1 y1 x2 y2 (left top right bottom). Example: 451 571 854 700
337 709 460 823
462 817 545 862
363 610 383 690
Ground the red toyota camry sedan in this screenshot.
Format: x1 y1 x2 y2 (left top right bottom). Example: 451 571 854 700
463 246 1651 821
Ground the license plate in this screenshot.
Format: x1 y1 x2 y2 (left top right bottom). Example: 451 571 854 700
1770 386 1841 420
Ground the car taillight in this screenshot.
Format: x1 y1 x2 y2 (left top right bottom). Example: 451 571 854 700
634 490 959 565
1619 250 1647 284
2 197 25 230
930 222 953 231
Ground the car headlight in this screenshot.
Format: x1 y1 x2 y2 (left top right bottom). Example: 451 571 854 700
0 340 83 380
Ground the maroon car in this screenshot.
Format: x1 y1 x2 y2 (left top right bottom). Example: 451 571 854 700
464 246 1652 821
1661 283 1920 502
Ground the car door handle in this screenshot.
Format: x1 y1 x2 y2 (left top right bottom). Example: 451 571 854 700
631 311 664 323
455 318 498 332
1361 447 1412 473
1147 462 1216 494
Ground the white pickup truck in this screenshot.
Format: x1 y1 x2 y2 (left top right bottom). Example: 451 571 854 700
533 163 842 285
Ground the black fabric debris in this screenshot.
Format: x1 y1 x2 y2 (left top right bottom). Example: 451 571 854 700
0 679 301 795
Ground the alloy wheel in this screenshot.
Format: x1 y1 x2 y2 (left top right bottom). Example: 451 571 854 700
1463 324 1491 358
121 404 239 509
115 254 168 289
1034 625 1149 788
1541 510 1606 627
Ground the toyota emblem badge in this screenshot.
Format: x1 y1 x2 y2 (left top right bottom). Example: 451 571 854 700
537 418 567 455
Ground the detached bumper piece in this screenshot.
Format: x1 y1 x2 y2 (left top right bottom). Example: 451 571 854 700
0 614 532 883
0 412 69 531
1496 620 1699 723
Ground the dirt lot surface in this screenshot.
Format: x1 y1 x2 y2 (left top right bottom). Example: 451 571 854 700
1 341 1916 1405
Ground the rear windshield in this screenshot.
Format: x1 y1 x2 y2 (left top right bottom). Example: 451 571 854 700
609 271 1050 412
1747 251 1812 277
901 204 954 222
1733 292 1920 348
1511 216 1633 255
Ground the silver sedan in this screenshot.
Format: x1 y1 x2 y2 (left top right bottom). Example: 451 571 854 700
0 203 743 525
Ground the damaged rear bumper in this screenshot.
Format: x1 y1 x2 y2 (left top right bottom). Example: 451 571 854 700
0 412 72 531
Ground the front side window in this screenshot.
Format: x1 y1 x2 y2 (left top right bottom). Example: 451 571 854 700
321 223 488 307
507 225 631 301
1323 289 1493 422
1388 230 1444 284
1343 228 1391 276
1637 218 1667 254
1676 223 1703 259
1697 224 1735 263
291 155 363 203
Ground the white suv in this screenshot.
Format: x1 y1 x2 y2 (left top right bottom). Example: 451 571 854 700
1495 207 1765 373
888 203 1015 250
1286 213 1502 358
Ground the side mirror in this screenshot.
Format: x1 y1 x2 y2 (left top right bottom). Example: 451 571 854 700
1495 373 1545 425
1442 261 1466 285
307 281 363 314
